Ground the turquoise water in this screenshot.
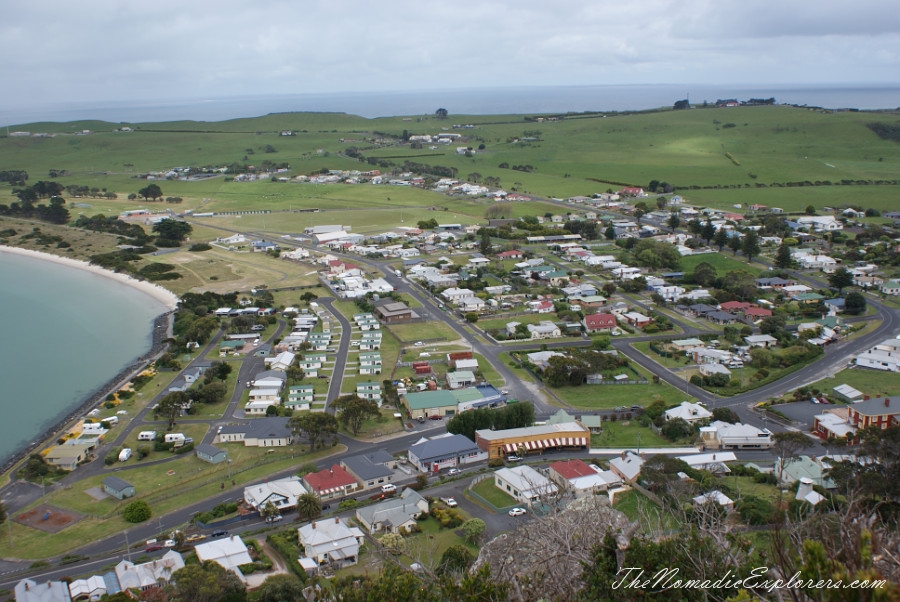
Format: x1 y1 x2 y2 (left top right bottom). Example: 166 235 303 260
0 251 168 464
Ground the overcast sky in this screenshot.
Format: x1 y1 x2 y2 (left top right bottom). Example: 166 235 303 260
2 0 897 115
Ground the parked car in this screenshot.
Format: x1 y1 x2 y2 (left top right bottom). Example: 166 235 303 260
506 455 522 462
211 530 229 538
508 507 527 517
381 483 397 494
440 497 458 507
186 534 207 543
163 539 176 548
266 515 283 523
448 468 460 476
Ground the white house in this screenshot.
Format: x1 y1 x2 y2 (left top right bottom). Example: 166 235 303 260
692 490 734 513
855 340 900 371
664 401 712 424
298 518 365 569
243 478 307 513
526 321 562 339
194 536 254 576
264 351 296 371
355 488 429 534
494 465 558 506
700 421 773 449
441 287 475 304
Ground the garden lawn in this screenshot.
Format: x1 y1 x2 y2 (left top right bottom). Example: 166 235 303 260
612 489 679 533
631 341 691 369
810 366 900 399
0 445 343 559
551 362 689 410
680 253 763 277
590 421 672 448
471 477 517 508
387 321 460 343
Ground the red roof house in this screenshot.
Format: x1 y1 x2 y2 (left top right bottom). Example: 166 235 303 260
719 301 751 312
744 307 772 318
303 464 359 499
496 250 523 259
583 313 617 333
549 459 597 480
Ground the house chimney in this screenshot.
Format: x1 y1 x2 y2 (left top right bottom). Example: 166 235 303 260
621 451 626 460
312 521 316 529
864 395 870 401
886 398 891 408
335 517 340 524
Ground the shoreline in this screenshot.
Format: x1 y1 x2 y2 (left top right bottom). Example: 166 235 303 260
0 245 179 476
0 245 179 310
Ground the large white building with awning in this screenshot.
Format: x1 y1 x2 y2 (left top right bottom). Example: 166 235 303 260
474 421 590 459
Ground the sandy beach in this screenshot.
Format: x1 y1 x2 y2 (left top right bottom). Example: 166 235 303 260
0 245 179 310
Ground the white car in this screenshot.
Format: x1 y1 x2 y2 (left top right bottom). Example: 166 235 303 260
447 468 460 476
414 341 424 347
440 497 458 507
381 483 397 494
508 507 527 517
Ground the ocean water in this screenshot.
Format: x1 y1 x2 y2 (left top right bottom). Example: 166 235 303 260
0 251 168 465
2 83 898 125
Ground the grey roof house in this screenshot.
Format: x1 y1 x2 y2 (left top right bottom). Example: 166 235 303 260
340 450 395 489
196 443 227 464
102 476 135 500
355 488 429 534
407 434 487 472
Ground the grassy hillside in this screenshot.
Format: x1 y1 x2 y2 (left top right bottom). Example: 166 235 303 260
2 106 899 216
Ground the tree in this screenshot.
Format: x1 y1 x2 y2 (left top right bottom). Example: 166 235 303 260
437 544 474 575
660 417 694 441
602 282 617 297
465 312 479 323
123 500 152 523
299 291 318 304
462 518 486 544
633 208 645 223
701 220 716 244
172 560 247 602
157 391 189 429
773 431 811 478
805 204 817 215
741 229 760 262
289 412 338 451
692 261 717 287
255 575 305 602
604 224 616 240
828 266 853 293
332 394 380 436
726 234 742 256
712 227 729 251
844 291 866 315
204 361 232 383
139 183 164 202
296 492 322 522
479 229 492 255
435 108 448 119
667 212 680 233
153 218 192 242
260 501 279 521
774 241 793 269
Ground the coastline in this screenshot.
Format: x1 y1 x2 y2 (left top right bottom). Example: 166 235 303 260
0 245 179 310
0 245 179 477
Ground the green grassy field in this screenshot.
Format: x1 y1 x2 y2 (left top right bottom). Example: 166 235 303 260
590 421 673 448
4 106 900 223
550 360 690 409
811 366 900 399
679 252 764 277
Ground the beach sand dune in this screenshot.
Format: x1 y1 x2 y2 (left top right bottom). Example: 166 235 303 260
0 245 179 310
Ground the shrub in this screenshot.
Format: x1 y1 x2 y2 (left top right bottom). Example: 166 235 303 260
123 500 152 523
